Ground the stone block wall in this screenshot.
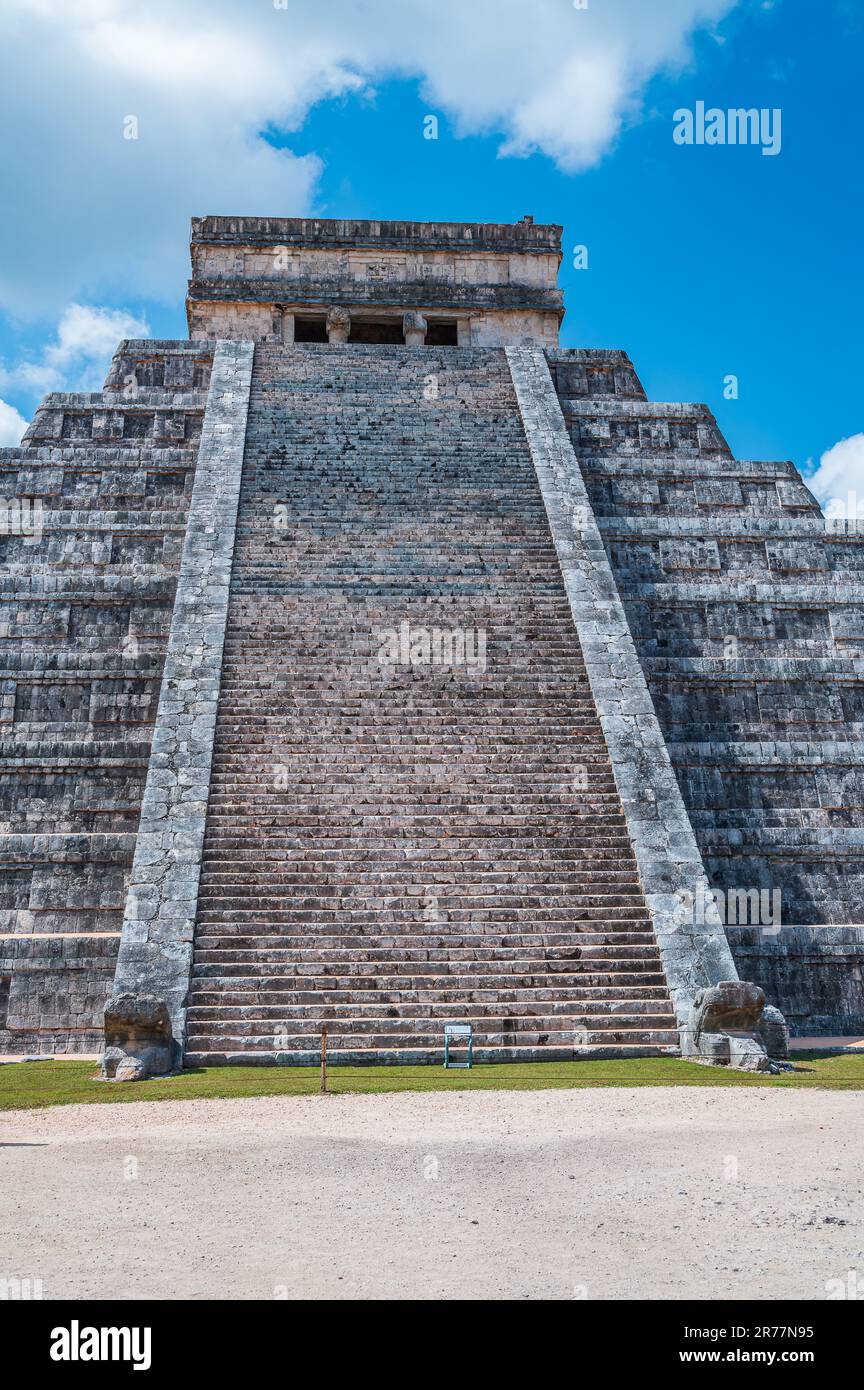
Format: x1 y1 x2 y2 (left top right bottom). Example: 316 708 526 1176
728 925 864 1035
548 347 864 1032
0 340 213 1051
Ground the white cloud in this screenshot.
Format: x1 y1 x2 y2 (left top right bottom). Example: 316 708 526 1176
0 303 149 397
0 399 29 446
0 0 739 315
807 434 864 519
45 303 149 371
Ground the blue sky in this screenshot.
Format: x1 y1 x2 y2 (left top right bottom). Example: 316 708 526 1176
0 0 861 501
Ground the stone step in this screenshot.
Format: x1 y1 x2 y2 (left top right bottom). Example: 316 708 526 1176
195 901 648 917
191 937 663 957
195 868 642 883
191 961 665 981
184 342 677 1063
185 1043 676 1066
194 892 649 908
188 981 670 1001
186 995 676 1019
193 923 657 939
184 1025 680 1050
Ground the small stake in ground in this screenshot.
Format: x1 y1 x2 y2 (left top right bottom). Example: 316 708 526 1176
320 1025 328 1094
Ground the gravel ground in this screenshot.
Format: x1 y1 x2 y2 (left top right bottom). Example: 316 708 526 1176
3 1087 862 1300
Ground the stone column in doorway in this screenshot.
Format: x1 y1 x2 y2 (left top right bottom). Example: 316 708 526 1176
326 307 351 344
403 311 428 346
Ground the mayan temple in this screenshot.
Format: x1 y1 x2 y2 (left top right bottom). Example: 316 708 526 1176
3 214 863 1074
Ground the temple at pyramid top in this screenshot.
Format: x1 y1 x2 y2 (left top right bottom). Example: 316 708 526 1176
186 214 564 347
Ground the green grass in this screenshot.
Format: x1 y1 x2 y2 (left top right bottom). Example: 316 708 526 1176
2 1052 863 1110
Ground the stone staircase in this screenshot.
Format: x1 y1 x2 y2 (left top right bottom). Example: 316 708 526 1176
184 342 678 1064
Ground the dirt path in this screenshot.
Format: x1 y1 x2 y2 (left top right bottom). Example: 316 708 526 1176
3 1088 862 1300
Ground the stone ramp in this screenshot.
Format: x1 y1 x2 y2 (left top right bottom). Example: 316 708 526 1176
184 342 678 1064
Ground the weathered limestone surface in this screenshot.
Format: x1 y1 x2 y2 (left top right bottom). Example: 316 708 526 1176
682 980 776 1072
403 310 428 347
728 925 864 1036
187 215 563 348
4 215 863 1058
107 340 254 1066
549 347 864 1032
24 391 206 450
101 992 172 1080
506 345 757 1042
183 342 679 1065
325 306 351 344
0 340 214 1053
